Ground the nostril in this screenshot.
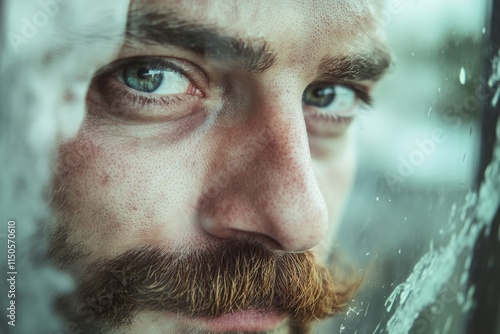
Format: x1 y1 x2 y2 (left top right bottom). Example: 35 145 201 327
200 215 284 251
226 231 284 251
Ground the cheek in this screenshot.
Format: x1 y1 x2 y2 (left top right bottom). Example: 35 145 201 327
326 157 356 215
53 135 129 254
51 132 205 260
314 142 357 234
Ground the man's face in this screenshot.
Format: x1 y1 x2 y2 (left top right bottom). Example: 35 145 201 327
50 0 391 333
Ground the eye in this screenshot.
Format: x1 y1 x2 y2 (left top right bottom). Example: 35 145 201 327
302 83 367 121
122 62 197 95
88 57 207 122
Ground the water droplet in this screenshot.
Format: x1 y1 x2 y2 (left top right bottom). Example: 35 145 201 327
366 252 370 256
482 27 486 34
459 67 466 85
376 196 380 202
428 106 433 116
398 249 402 254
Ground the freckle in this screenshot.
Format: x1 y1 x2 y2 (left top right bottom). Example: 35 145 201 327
101 173 110 185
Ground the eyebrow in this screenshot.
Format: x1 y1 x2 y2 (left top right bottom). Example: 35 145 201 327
125 9 394 81
317 49 394 83
125 10 276 73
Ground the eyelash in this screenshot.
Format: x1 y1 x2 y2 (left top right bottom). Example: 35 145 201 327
113 87 185 108
350 86 374 107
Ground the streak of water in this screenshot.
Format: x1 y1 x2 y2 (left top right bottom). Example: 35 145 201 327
380 50 500 334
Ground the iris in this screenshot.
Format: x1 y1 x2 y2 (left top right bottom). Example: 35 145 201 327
303 84 337 107
123 63 164 93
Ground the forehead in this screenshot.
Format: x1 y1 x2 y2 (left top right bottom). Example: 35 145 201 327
129 0 384 66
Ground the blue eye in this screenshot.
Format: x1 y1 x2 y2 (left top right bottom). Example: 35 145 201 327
302 83 359 119
123 63 164 92
121 62 191 95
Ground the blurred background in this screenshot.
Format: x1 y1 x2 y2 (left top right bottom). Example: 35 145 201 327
323 0 500 333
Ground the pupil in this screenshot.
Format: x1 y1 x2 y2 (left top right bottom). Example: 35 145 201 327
137 68 151 80
306 86 335 107
314 88 327 97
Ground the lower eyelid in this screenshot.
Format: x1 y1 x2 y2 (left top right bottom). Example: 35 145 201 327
303 102 359 120
305 109 354 123
304 112 354 137
115 88 183 107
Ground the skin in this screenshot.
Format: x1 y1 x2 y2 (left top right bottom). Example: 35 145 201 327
50 0 392 333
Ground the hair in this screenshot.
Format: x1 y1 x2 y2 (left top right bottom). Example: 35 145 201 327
50 239 359 333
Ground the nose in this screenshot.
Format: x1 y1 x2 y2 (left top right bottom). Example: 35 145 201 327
198 82 329 252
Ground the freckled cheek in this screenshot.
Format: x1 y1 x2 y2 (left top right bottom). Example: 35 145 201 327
53 138 131 251
53 136 206 256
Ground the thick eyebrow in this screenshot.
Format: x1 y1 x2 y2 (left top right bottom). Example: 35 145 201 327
125 9 276 73
317 49 394 83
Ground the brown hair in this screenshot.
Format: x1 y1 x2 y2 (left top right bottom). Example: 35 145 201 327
56 241 359 332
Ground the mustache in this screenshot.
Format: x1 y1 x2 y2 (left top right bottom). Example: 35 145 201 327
69 241 358 330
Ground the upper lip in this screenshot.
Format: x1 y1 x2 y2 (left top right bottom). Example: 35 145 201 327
189 309 286 332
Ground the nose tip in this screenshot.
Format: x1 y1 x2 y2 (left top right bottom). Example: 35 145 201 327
198 188 329 252
260 171 330 252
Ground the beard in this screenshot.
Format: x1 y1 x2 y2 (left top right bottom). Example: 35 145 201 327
49 226 358 334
